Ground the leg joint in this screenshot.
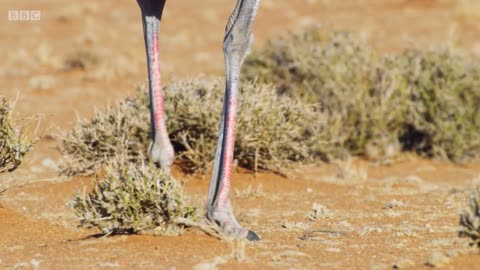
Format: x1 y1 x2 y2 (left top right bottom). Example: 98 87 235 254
223 30 254 62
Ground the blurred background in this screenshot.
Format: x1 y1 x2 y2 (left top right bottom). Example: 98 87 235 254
1 0 480 129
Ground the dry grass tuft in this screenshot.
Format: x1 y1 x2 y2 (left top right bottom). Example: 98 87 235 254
59 78 323 175
459 186 480 248
0 98 33 173
63 49 100 71
72 162 198 235
58 97 150 176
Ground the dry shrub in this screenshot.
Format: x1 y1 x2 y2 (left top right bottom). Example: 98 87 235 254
72 162 198 235
0 98 33 173
394 49 480 160
165 78 322 172
59 97 150 175
64 49 100 71
244 30 376 103
459 186 480 248
59 78 323 175
60 28 480 176
244 30 407 160
244 27 480 161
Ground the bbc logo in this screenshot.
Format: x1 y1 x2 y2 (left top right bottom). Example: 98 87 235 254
8 10 41 21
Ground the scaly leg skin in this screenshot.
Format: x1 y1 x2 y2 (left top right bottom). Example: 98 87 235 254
138 0 174 175
206 0 261 241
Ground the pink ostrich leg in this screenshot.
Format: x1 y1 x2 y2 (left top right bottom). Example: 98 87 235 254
207 0 261 241
138 0 174 175
138 0 261 241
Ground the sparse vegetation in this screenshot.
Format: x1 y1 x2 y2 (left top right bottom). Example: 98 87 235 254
59 78 323 175
64 49 100 71
59 96 150 176
60 28 480 177
459 186 480 248
244 28 480 161
72 162 198 235
394 49 480 160
0 98 33 173
307 202 331 221
4 0 480 267
244 29 398 159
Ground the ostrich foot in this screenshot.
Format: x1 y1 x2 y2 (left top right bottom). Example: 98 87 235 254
207 207 260 241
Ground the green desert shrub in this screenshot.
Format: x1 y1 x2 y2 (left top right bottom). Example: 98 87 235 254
244 27 480 161
244 29 377 103
393 49 480 160
244 30 408 159
72 162 198 235
0 97 33 173
459 186 480 248
59 78 323 175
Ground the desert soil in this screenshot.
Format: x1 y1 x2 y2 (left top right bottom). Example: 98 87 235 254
1 0 480 269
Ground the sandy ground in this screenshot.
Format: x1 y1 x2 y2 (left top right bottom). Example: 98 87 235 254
1 0 480 269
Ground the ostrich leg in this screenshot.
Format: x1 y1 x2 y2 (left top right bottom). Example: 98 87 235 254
206 0 261 241
138 0 174 175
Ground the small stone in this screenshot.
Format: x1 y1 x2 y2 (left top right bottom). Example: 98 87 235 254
425 251 450 267
41 158 57 169
383 199 405 209
392 258 415 269
30 259 41 270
